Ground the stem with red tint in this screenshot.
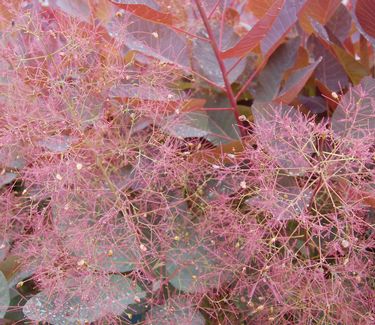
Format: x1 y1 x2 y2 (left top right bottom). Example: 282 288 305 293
235 58 268 101
194 0 246 137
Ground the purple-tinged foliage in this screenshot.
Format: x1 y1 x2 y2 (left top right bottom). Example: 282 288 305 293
0 1 374 324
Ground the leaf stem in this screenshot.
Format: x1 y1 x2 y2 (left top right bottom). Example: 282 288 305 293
194 0 246 137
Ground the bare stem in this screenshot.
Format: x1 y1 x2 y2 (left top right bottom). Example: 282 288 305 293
194 0 246 137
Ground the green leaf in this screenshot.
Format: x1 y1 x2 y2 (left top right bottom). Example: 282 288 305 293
3 291 26 322
8 268 34 288
0 271 10 317
85 238 140 273
23 275 146 324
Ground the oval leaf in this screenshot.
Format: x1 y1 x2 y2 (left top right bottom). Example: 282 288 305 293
252 103 316 175
276 58 322 104
221 0 284 59
307 36 348 91
0 238 9 263
146 299 205 325
254 37 300 102
332 77 375 139
54 0 91 22
246 175 312 221
354 0 375 44
0 271 10 318
23 275 146 324
0 172 17 188
260 0 307 56
166 231 229 293
109 0 177 26
162 111 240 146
192 24 246 87
299 0 340 34
115 16 189 68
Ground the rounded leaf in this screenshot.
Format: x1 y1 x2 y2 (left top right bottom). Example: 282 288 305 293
23 275 146 324
332 77 375 139
146 299 205 325
166 231 230 293
0 237 10 262
0 271 10 317
192 24 246 87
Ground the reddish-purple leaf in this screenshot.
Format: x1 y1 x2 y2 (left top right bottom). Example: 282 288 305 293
110 15 190 68
351 1 375 45
220 0 284 59
246 175 313 221
276 58 322 104
354 0 375 42
332 76 375 139
146 298 205 324
200 0 230 16
310 18 331 43
254 37 300 102
109 0 177 26
309 20 368 85
192 24 246 87
260 0 307 56
252 103 316 175
0 146 25 170
37 135 78 153
246 0 275 17
0 172 17 188
53 0 91 22
299 95 328 114
110 83 179 101
307 36 349 91
299 0 341 34
0 237 9 262
162 110 239 145
326 3 352 43
330 43 368 85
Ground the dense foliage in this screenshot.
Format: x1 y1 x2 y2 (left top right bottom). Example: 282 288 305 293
0 0 374 324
